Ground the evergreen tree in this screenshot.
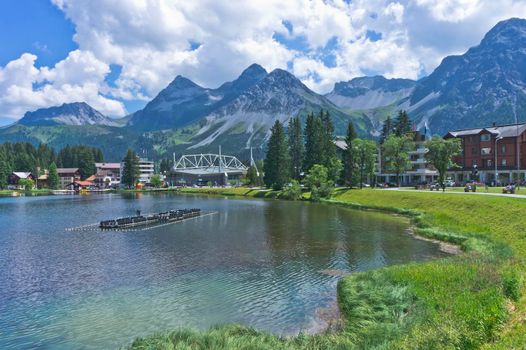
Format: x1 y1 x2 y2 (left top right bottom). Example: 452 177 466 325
320 110 336 166
77 149 96 179
343 122 357 187
159 159 173 174
122 149 140 188
264 120 290 190
319 110 339 182
394 110 412 136
0 155 9 190
288 116 304 180
303 112 323 172
380 116 393 144
48 162 59 190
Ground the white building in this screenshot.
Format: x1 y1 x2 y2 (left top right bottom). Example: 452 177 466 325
120 158 155 184
335 131 438 186
138 158 154 183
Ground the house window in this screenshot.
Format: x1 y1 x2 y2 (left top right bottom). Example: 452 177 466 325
481 134 491 142
502 159 507 166
472 147 477 155
501 144 506 154
487 159 492 167
481 148 491 155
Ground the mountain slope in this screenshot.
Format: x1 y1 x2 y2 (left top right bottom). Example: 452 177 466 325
188 68 371 152
326 76 416 110
19 102 121 127
406 17 526 134
127 64 268 131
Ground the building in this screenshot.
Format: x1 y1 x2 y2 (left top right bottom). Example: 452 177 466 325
119 158 155 184
138 158 154 183
67 180 95 192
8 172 34 189
57 168 81 189
95 162 121 188
170 153 247 186
445 123 526 184
335 131 438 186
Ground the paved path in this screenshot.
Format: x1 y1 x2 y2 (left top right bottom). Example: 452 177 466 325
381 188 526 199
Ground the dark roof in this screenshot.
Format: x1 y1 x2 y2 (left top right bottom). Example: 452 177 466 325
446 123 526 138
57 168 80 174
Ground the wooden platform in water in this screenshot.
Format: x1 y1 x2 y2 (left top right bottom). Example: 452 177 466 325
65 211 218 232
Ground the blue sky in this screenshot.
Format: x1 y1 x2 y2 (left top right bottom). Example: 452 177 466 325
0 1 76 67
0 0 524 125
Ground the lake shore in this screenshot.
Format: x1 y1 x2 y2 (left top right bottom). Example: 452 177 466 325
129 188 526 349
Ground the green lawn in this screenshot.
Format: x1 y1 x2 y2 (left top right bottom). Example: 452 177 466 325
128 188 526 349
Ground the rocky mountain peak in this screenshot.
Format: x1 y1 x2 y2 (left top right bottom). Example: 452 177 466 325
19 102 119 127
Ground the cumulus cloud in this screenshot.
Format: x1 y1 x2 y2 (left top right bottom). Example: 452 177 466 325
2 0 526 120
0 50 126 119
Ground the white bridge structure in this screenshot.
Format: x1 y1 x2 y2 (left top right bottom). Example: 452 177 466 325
172 149 247 186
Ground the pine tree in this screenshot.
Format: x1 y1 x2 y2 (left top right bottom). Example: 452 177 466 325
394 110 412 136
303 112 323 171
48 162 59 190
0 155 9 190
343 122 357 187
288 116 304 180
319 110 339 181
77 149 96 179
320 110 336 165
122 149 140 188
264 120 290 190
380 116 393 144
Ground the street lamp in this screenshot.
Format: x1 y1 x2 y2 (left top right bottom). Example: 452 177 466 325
495 134 504 185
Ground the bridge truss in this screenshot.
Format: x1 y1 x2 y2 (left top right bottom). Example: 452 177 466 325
173 153 247 172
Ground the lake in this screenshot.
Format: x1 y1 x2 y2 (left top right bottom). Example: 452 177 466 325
0 193 446 349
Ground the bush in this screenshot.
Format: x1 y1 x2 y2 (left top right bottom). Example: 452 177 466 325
18 178 34 191
280 180 302 200
304 164 334 201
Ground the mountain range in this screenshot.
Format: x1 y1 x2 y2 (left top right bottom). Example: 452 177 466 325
1 17 525 160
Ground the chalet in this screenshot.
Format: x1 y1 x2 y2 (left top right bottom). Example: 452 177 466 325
8 172 34 189
95 162 121 188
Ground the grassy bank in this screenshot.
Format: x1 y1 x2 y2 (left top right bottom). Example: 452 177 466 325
129 189 525 349
0 189 54 196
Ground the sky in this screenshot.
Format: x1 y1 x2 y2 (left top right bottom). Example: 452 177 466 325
1 0 525 125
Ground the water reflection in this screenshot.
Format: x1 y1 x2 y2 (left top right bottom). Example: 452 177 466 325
0 193 446 349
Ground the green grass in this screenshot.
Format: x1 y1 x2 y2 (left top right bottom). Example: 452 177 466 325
0 189 54 196
128 188 526 349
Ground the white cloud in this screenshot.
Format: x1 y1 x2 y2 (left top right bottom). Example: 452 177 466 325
2 0 526 120
0 51 125 118
415 0 481 22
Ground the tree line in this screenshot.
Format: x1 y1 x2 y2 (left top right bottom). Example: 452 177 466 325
261 110 378 200
0 142 104 189
260 109 461 196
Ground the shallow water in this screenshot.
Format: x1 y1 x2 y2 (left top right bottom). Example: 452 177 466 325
0 193 446 349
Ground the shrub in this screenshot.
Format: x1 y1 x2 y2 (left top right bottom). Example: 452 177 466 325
280 180 302 200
